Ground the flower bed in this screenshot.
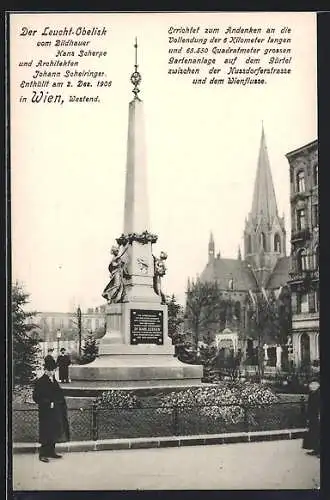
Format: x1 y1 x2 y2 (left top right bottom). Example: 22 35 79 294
94 382 279 434
13 383 306 443
154 381 278 427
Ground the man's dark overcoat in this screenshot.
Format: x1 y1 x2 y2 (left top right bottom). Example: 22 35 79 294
303 386 320 453
32 374 70 444
56 354 71 381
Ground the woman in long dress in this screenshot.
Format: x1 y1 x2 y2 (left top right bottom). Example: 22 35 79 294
102 244 129 303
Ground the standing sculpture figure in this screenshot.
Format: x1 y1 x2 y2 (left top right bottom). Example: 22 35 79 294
153 251 167 304
102 244 130 303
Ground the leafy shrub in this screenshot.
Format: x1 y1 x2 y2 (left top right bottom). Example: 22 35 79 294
81 333 98 363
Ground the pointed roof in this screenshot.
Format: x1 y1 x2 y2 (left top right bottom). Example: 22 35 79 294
201 258 257 291
251 124 278 222
266 256 291 289
208 231 215 250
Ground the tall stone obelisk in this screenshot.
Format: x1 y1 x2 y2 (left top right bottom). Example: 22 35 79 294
70 41 203 389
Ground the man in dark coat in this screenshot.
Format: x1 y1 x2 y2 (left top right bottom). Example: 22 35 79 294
302 378 320 457
32 357 70 462
44 348 55 366
56 348 71 383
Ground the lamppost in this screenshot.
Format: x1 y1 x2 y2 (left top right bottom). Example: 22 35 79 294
247 264 264 380
56 329 62 356
77 306 82 357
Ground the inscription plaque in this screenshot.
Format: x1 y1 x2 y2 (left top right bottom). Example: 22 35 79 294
130 309 164 345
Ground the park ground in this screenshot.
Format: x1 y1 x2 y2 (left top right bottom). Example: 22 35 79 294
13 439 320 490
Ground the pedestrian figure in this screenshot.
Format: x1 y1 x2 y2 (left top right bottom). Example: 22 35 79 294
233 349 242 380
32 357 70 463
302 377 320 457
56 347 71 383
44 348 56 367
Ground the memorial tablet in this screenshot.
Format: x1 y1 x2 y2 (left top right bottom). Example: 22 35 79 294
130 309 164 345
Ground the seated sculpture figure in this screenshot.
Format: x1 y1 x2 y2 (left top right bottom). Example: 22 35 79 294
102 244 130 303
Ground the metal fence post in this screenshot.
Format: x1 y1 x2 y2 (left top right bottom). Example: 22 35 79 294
172 405 179 436
244 405 249 432
92 401 98 441
300 395 307 426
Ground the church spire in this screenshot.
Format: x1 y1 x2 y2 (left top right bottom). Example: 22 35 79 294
237 245 242 260
208 231 215 262
251 123 278 223
243 124 286 288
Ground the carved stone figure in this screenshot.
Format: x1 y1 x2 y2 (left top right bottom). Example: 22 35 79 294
102 244 130 303
153 251 167 304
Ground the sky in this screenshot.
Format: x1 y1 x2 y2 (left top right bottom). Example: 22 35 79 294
10 12 317 311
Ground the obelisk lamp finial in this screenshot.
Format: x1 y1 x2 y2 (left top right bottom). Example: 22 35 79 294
130 37 142 100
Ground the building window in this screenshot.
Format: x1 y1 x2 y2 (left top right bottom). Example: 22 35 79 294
312 204 319 227
313 164 318 186
297 248 309 272
296 170 305 192
274 233 281 252
297 293 309 313
308 292 316 313
307 291 319 313
247 234 252 254
297 208 306 230
86 318 92 330
234 301 241 321
301 249 309 271
314 245 319 269
260 232 266 251
95 319 100 329
300 333 310 363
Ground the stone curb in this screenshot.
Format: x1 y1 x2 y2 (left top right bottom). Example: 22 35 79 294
13 428 307 454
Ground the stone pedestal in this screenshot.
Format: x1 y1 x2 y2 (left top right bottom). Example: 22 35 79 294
70 301 203 389
69 355 202 389
98 302 173 356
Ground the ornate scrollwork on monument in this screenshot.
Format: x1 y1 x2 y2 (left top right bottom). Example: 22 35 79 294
102 243 130 304
153 251 168 304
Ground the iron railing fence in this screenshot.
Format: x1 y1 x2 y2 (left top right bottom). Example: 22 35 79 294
12 400 307 443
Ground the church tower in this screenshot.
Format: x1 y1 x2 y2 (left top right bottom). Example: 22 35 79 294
244 124 286 287
208 231 215 262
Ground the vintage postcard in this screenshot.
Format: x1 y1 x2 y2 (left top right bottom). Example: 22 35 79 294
9 11 319 491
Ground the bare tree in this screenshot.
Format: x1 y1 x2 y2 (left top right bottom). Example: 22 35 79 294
185 280 221 351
